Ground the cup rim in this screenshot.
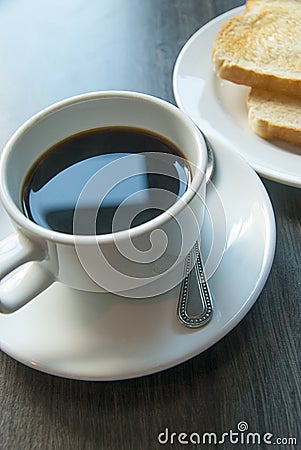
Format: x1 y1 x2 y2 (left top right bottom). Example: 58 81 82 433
0 90 207 245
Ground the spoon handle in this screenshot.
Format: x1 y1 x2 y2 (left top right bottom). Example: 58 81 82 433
177 241 213 328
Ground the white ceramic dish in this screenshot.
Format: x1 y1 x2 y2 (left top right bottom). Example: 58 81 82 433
0 138 276 380
173 6 301 188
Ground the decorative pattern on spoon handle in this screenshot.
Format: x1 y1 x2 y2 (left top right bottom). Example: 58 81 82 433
177 240 213 328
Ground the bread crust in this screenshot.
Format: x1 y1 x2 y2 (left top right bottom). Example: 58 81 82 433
216 61 301 98
247 89 301 147
248 116 301 146
248 114 301 147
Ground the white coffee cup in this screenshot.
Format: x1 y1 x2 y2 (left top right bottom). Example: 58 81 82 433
0 91 207 313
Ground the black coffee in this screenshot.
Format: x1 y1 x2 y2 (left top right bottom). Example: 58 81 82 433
22 126 191 235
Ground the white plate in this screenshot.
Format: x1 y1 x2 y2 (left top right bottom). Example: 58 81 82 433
173 6 301 188
0 139 276 380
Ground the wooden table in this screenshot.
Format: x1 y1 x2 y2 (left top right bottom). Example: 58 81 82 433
0 1 300 448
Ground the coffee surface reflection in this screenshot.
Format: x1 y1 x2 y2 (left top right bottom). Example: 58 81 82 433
22 127 191 235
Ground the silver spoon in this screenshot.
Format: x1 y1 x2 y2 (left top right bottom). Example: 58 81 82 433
177 135 214 328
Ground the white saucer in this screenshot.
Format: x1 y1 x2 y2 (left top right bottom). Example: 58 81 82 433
0 140 276 380
173 6 301 188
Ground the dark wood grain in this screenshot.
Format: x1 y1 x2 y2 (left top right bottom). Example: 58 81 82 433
0 1 300 449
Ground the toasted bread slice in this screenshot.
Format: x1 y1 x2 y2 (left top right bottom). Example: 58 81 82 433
212 1 301 97
247 88 301 146
244 0 301 13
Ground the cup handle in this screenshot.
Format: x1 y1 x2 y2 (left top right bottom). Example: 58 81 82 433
0 233 54 313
